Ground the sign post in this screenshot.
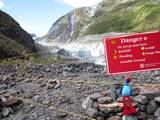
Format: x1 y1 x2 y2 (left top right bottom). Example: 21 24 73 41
103 31 160 100
109 75 116 101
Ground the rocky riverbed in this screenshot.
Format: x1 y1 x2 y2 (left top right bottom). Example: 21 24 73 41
0 62 160 120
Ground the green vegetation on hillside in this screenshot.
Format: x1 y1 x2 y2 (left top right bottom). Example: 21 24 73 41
0 33 27 59
0 10 37 59
84 0 160 35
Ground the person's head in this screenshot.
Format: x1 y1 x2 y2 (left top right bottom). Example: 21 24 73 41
125 76 132 83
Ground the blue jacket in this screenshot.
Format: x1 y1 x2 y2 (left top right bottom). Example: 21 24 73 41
119 83 132 96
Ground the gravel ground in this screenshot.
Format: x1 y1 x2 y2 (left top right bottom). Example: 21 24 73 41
0 62 160 120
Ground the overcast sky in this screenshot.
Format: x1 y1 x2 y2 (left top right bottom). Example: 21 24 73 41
0 0 102 36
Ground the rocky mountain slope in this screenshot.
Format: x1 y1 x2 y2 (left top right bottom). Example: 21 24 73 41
38 7 94 44
37 0 160 44
0 10 37 59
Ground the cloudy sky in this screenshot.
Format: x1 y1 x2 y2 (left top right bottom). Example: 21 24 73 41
0 0 102 37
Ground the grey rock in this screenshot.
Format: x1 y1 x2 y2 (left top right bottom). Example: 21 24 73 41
147 100 158 114
57 49 71 57
154 108 160 118
89 93 103 101
155 97 160 103
98 96 112 104
56 112 68 118
33 95 40 102
86 108 98 118
0 96 7 103
140 86 160 99
2 107 10 117
92 102 99 109
46 79 60 89
122 116 137 120
134 95 147 104
10 110 27 120
136 112 146 120
139 105 145 111
82 97 93 110
132 87 141 96
156 117 160 120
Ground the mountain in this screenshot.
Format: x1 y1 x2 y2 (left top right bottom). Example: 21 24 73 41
0 10 37 59
38 0 160 44
85 0 160 35
37 7 94 44
36 0 160 64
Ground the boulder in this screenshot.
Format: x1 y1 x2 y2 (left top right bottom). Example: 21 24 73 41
1 96 22 107
117 97 123 102
2 107 11 117
92 102 99 109
146 100 158 114
136 112 146 120
140 85 160 99
86 108 98 118
99 102 123 113
154 108 160 118
155 96 160 103
98 96 112 104
133 95 147 104
139 105 145 111
89 93 103 101
56 49 71 57
132 87 141 96
82 97 93 110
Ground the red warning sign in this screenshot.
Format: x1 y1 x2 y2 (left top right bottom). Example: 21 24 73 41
104 31 160 74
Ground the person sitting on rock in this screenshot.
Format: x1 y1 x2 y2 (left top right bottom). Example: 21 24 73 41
119 76 136 115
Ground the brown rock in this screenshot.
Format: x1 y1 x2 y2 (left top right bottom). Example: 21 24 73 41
99 102 123 113
1 96 22 107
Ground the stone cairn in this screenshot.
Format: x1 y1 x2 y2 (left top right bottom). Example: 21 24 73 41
82 84 160 120
0 95 23 119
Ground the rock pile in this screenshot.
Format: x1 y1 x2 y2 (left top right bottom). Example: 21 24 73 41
82 85 160 120
0 95 23 119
